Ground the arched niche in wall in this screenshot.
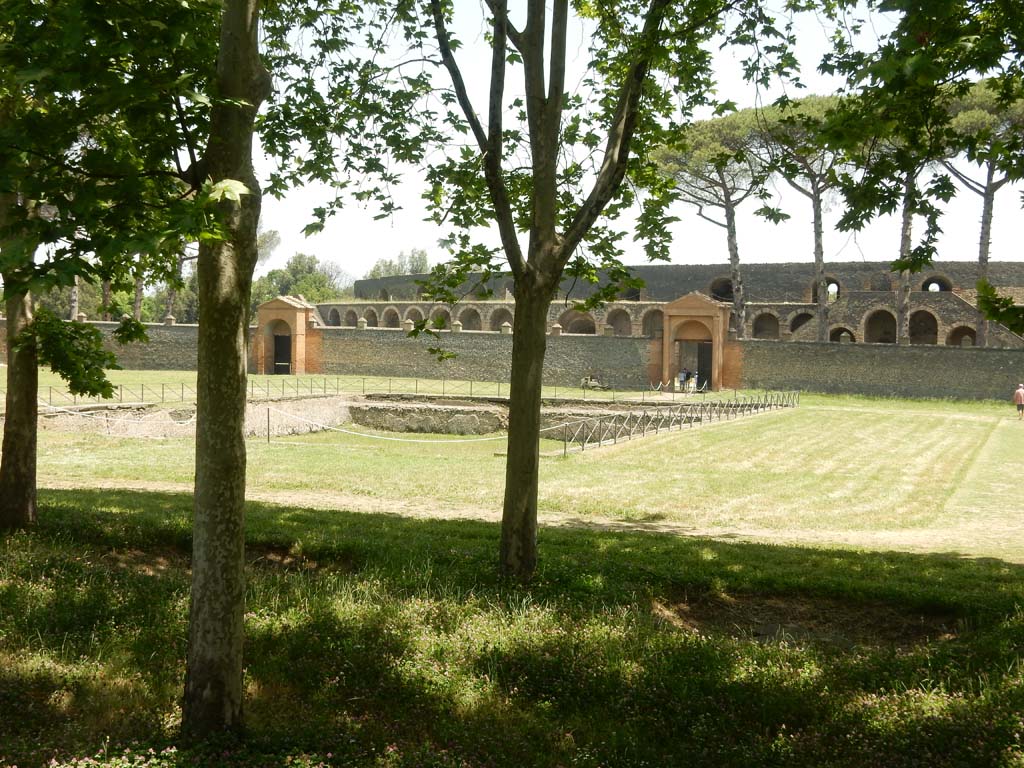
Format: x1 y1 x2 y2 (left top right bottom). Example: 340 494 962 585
811 277 842 303
405 307 424 324
829 326 856 343
489 307 513 331
363 308 379 327
752 313 780 339
605 308 633 336
327 308 341 326
382 308 401 328
641 309 664 338
709 277 734 302
789 312 814 334
458 307 482 330
946 325 976 346
344 309 359 327
558 309 596 334
430 308 450 329
922 275 953 292
864 309 896 343
909 310 938 344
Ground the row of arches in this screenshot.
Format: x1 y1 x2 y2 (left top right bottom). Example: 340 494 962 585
711 274 956 304
327 306 515 332
752 308 975 346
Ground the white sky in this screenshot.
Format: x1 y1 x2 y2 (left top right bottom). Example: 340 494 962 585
256 3 1023 282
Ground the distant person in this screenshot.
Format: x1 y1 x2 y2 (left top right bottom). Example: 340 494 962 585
679 368 690 389
1015 384 1024 420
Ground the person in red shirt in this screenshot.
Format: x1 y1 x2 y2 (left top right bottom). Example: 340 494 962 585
1014 384 1024 420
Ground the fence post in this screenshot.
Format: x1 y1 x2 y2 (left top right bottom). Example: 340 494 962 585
267 408 270 444
563 423 568 458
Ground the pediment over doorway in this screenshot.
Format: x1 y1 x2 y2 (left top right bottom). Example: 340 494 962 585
662 291 729 314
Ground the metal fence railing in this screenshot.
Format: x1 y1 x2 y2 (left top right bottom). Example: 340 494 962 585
9 376 798 412
552 391 800 456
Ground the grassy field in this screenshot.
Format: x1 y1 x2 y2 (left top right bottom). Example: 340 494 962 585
34 391 1024 562
3 390 1024 766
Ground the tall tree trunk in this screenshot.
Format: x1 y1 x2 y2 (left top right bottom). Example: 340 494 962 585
724 200 745 338
181 0 269 739
976 165 996 348
101 279 112 321
500 277 553 580
0 283 38 530
132 275 144 321
812 188 828 342
896 174 914 345
165 254 185 320
69 275 80 321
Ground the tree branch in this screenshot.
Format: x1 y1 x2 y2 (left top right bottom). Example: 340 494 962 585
483 0 523 51
429 0 488 152
559 0 671 261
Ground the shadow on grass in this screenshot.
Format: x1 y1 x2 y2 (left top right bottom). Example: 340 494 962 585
0 487 1020 767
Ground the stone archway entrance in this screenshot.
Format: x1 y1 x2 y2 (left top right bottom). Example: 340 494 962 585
660 293 730 391
270 320 291 374
254 296 318 376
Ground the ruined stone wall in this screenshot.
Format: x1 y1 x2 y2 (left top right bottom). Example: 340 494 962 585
0 319 202 370
353 261 1024 304
736 339 1024 400
316 328 654 388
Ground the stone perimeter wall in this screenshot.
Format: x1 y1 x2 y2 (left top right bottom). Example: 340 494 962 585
314 328 655 389
4 319 1024 400
736 340 1024 401
0 320 201 371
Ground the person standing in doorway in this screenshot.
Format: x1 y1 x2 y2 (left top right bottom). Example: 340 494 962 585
1015 384 1024 420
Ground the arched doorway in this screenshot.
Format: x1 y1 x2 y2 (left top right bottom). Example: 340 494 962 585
344 309 358 327
327 308 341 326
674 319 713 390
405 307 424 324
364 308 378 327
266 319 292 375
382 308 401 328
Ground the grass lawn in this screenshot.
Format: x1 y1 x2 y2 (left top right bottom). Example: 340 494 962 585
2 390 1023 766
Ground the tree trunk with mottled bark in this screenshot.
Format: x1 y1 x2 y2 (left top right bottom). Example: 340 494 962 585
724 199 745 338
132 275 144 321
976 165 996 348
500 276 555 578
69 275 80 320
896 175 914 345
0 282 37 530
181 0 269 739
812 188 828 342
